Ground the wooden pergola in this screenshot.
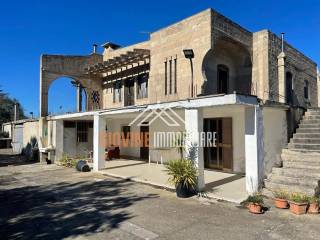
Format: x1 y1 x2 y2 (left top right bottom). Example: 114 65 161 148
85 49 150 83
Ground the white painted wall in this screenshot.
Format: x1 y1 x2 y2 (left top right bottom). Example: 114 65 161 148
2 123 12 137
22 121 39 148
262 107 287 175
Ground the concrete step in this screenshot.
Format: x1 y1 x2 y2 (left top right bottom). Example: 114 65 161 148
296 128 320 133
264 181 315 195
283 161 320 170
306 110 320 116
288 143 320 151
293 133 320 139
269 175 318 187
298 123 320 128
272 167 320 179
281 149 320 163
301 119 320 124
304 115 320 120
291 138 320 144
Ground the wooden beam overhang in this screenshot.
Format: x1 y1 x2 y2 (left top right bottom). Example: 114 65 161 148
85 49 150 76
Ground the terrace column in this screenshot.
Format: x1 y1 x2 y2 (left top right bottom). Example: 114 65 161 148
245 105 264 194
185 108 205 191
93 114 106 171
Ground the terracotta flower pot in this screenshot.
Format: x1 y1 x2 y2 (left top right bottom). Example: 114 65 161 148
274 198 289 209
289 202 308 215
248 203 263 214
308 202 319 214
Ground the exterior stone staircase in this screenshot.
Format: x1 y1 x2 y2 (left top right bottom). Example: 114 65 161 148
265 109 320 196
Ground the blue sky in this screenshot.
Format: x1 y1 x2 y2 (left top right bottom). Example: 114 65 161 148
0 0 319 117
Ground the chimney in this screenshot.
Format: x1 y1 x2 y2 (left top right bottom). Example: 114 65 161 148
93 44 98 54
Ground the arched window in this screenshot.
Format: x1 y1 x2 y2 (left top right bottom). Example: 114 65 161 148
304 80 309 99
217 64 229 94
285 72 293 104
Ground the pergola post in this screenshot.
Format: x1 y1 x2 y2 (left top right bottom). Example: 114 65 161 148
245 105 264 194
185 108 205 191
93 114 106 171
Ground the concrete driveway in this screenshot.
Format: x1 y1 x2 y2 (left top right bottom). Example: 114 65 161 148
0 151 319 240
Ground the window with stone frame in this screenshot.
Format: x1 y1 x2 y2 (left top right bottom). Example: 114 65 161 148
77 121 89 143
113 81 122 102
137 74 148 99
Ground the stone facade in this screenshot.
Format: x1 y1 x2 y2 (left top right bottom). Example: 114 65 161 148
96 9 317 110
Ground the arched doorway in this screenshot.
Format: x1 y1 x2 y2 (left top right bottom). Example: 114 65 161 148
202 38 252 96
48 77 87 115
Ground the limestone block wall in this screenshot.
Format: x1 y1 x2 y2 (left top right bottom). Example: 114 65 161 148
252 31 269 100
149 9 212 104
253 30 318 107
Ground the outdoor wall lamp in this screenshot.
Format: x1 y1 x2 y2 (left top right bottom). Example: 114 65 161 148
183 49 195 97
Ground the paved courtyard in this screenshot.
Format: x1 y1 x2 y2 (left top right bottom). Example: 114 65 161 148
96 159 246 203
0 150 319 240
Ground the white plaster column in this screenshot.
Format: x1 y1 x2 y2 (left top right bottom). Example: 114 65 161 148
93 114 106 171
245 105 264 194
55 120 64 162
76 85 82 112
185 108 205 191
278 52 286 103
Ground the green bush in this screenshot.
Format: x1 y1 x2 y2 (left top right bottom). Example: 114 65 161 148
308 196 320 204
289 192 309 203
272 189 289 199
165 159 198 190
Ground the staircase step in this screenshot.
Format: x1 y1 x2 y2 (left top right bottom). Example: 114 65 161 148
299 123 320 128
301 119 320 124
296 128 320 133
272 167 320 179
283 161 320 170
291 138 320 144
288 143 320 151
264 181 315 195
293 133 320 138
306 110 320 116
282 149 320 162
269 175 318 187
304 115 320 120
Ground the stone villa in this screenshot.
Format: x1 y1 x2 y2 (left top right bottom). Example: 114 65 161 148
3 8 320 198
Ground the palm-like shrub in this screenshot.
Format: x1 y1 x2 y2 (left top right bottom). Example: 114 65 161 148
165 159 198 190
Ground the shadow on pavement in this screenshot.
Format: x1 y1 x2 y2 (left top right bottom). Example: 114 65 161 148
0 178 158 239
0 149 37 167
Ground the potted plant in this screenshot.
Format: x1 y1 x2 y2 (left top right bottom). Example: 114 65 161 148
273 189 289 209
245 193 264 214
289 192 309 215
308 196 319 214
165 159 197 198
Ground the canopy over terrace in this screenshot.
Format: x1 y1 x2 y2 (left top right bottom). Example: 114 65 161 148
84 48 150 83
90 93 263 195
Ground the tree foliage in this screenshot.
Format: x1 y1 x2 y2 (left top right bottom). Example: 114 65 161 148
0 87 26 125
